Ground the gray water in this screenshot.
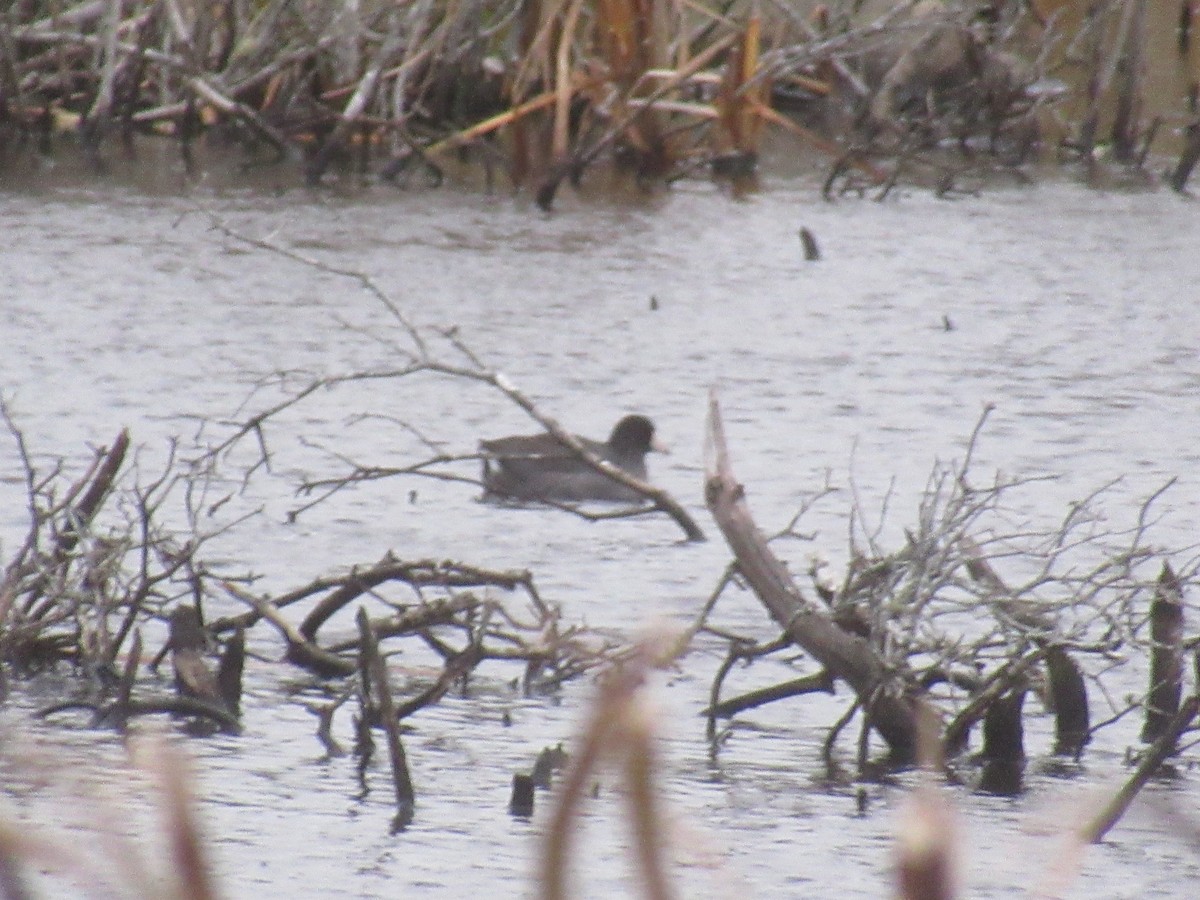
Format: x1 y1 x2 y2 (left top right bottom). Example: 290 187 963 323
2 173 1200 898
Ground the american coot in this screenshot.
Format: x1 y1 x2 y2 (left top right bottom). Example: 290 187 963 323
481 414 664 503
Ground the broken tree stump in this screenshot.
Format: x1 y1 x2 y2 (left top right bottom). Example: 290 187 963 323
1142 562 1184 745
703 391 918 763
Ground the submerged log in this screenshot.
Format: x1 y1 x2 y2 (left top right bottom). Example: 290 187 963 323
943 652 1041 757
703 392 917 762
1142 562 1184 744
38 691 240 733
799 227 820 261
298 558 524 643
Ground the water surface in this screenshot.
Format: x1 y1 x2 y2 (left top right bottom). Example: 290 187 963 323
2 174 1200 897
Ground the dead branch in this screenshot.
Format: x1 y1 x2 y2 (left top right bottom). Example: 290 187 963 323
704 389 918 762
356 607 416 829
221 580 357 678
197 213 704 541
1080 692 1200 844
298 557 531 642
706 669 836 720
701 394 1193 773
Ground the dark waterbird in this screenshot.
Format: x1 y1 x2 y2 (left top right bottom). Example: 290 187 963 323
481 414 664 503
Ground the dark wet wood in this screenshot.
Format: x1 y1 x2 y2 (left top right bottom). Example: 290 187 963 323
704 390 917 763
943 652 1042 757
1142 562 1184 744
1111 0 1148 164
981 690 1026 763
298 558 526 642
356 608 415 829
509 773 535 817
706 669 836 719
216 626 245 718
977 690 1027 796
799 226 820 261
222 580 357 678
1169 96 1200 192
38 692 240 733
963 536 1091 758
1044 645 1089 757
111 629 143 731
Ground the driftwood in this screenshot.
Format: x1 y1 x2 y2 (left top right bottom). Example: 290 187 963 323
0 374 620 771
707 669 836 721
38 690 241 733
960 536 1090 758
38 603 244 734
299 558 532 642
12 428 129 623
509 773 536 817
703 390 918 762
216 627 246 718
943 651 1043 758
223 580 358 678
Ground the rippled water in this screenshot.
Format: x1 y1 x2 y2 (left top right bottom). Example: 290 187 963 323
2 174 1200 897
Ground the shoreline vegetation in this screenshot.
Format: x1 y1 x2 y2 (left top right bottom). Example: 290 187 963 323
1 0 1198 203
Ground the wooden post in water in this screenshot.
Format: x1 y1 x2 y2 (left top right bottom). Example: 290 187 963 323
978 690 1026 795
1045 645 1089 757
1142 562 1184 745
